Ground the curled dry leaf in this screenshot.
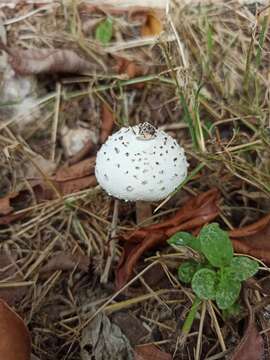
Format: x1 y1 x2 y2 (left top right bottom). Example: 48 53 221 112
135 344 172 360
0 42 95 75
55 157 96 182
141 11 163 37
100 104 115 144
0 192 18 215
230 214 270 264
80 310 133 360
0 300 31 360
115 56 145 89
116 56 144 79
0 157 97 225
231 292 264 360
116 188 220 288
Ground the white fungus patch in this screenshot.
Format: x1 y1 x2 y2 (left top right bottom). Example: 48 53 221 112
95 122 188 201
61 125 98 158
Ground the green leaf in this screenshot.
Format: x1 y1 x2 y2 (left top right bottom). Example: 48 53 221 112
222 302 242 319
167 232 201 252
230 256 259 281
168 232 195 246
95 18 113 45
178 261 198 284
192 268 217 300
199 223 233 267
216 277 241 310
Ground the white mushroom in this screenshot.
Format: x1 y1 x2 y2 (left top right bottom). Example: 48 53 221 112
95 122 188 202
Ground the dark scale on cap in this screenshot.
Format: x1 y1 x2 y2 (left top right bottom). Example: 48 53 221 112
153 175 156 178
135 166 140 170
119 136 123 140
173 158 177 162
125 152 129 156
103 151 106 155
160 187 166 191
138 158 142 161
158 180 163 184
154 146 156 149
160 146 163 149
125 171 129 174
132 159 135 162
155 162 160 165
133 175 138 179
117 164 120 168
106 158 110 161
159 170 164 174
160 153 163 156
114 147 120 154
104 174 109 181
171 146 175 149
166 150 168 154
122 142 127 147
142 169 148 173
141 180 148 185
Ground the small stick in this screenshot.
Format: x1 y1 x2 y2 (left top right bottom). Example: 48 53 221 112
207 301 226 352
195 300 206 360
51 82 61 161
100 199 119 283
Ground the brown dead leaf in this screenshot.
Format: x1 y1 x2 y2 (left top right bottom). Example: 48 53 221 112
231 292 264 360
80 310 133 360
55 157 96 182
0 157 97 225
141 11 163 37
0 42 95 75
230 214 270 264
40 251 90 275
116 188 220 289
0 192 18 215
116 57 143 79
100 104 115 144
0 212 28 226
115 56 145 89
57 175 97 196
135 344 172 360
0 300 31 360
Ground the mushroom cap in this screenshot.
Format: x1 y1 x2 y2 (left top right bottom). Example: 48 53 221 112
95 123 188 201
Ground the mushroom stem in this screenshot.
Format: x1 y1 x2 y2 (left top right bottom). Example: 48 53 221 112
136 201 153 226
100 199 119 284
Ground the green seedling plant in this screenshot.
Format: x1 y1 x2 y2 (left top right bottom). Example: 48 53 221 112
168 223 259 335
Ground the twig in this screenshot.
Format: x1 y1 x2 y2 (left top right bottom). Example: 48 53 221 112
195 300 206 360
51 82 61 161
100 199 119 283
207 300 226 352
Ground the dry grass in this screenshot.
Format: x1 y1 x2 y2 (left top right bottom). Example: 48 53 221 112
0 1 269 359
